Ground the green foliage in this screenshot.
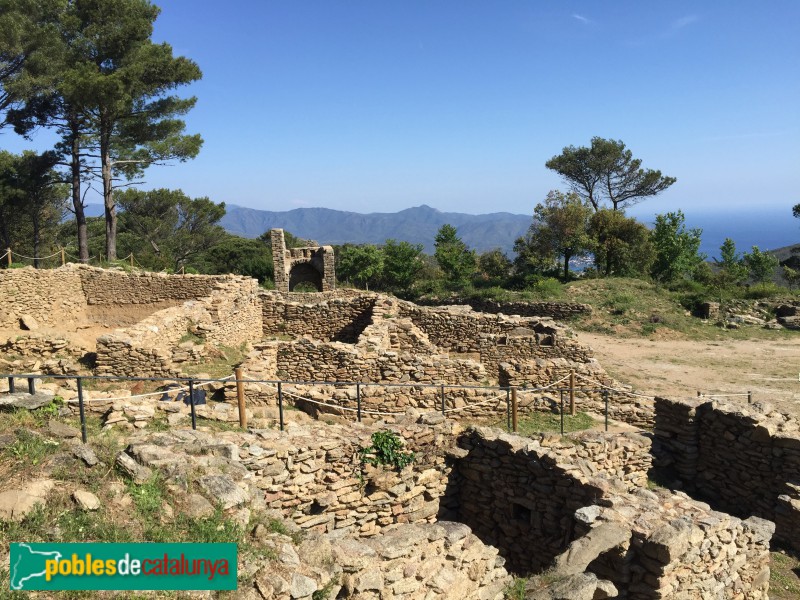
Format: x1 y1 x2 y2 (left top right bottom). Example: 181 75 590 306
477 249 512 281
545 137 676 211
783 265 800 290
336 243 383 289
359 430 415 471
381 239 424 294
504 577 528 600
434 223 476 286
588 209 653 277
3 428 60 466
202 235 273 283
743 246 779 283
650 210 704 283
713 238 748 287
515 190 592 280
116 188 226 271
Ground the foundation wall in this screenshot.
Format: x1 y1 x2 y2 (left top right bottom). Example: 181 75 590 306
0 266 87 329
654 395 800 550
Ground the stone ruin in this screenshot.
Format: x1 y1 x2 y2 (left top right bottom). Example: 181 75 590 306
0 265 796 598
270 228 336 293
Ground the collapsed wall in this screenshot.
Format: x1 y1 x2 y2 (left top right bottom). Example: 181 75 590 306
654 395 800 551
95 276 262 377
456 427 772 599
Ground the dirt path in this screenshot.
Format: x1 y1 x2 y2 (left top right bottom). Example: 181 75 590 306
578 332 800 417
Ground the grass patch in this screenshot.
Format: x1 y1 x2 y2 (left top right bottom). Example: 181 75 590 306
513 410 596 436
504 577 528 600
2 429 61 468
182 343 249 378
770 549 800 599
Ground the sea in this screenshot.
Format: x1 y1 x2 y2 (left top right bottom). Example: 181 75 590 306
628 205 798 259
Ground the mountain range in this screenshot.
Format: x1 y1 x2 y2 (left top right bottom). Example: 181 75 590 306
219 204 532 254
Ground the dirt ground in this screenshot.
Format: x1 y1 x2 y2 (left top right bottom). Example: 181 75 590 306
577 331 800 417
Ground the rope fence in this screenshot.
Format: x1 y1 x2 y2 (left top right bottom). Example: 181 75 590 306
1 369 761 444
2 248 186 274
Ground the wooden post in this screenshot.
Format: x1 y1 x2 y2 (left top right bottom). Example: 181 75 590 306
60 247 65 266
180 265 185 275
6 248 11 267
235 367 247 429
569 369 575 416
748 391 752 404
511 387 518 433
130 254 134 269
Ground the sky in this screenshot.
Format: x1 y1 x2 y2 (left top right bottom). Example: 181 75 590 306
4 1 800 225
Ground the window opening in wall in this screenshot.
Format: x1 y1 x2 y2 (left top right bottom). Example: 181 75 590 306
511 502 532 524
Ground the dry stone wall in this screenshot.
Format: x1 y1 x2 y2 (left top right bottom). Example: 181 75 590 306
260 291 375 342
456 427 772 598
416 297 592 320
501 360 655 428
95 277 261 377
575 490 773 599
654 395 800 551
79 269 225 305
0 265 87 329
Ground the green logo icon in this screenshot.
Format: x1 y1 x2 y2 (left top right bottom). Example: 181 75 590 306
10 543 237 591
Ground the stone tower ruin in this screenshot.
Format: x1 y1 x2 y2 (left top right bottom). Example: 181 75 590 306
270 229 335 293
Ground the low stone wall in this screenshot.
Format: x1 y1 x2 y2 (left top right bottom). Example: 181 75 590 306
577 490 773 599
260 290 375 342
95 277 261 377
654 395 800 550
329 521 510 599
454 427 632 574
501 360 655 428
479 331 593 380
415 297 592 320
456 428 772 598
0 265 87 329
79 268 226 305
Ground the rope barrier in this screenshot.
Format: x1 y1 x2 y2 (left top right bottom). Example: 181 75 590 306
443 392 507 413
574 373 657 400
80 375 233 403
700 393 752 398
10 250 63 260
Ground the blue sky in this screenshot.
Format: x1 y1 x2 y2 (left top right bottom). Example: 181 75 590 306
5 1 800 222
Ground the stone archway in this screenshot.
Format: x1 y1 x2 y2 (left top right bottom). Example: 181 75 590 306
288 262 323 292
270 229 336 293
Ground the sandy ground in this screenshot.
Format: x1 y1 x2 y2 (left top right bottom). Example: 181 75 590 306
578 332 800 417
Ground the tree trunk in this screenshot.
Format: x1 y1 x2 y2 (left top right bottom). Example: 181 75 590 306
100 118 116 261
69 119 89 262
563 251 571 280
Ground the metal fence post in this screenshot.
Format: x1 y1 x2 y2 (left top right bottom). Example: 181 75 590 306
278 381 284 431
188 379 197 430
604 389 609 432
506 388 511 432
27 377 35 395
77 377 87 444
560 389 565 435
569 370 575 416
8 377 14 393
356 383 361 422
440 384 445 416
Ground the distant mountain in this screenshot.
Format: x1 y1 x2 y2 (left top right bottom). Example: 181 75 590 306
219 204 532 255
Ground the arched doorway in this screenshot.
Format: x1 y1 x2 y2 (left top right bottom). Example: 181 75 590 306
288 263 323 292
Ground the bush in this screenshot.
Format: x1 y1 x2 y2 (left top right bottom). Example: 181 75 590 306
742 282 784 299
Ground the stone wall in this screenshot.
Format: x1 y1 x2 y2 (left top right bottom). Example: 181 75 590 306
454 427 635 574
654 395 800 550
95 277 262 377
501 360 655 428
270 228 335 293
260 291 375 342
0 265 87 329
416 297 592 320
575 491 773 599
79 269 225 305
456 427 772 598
